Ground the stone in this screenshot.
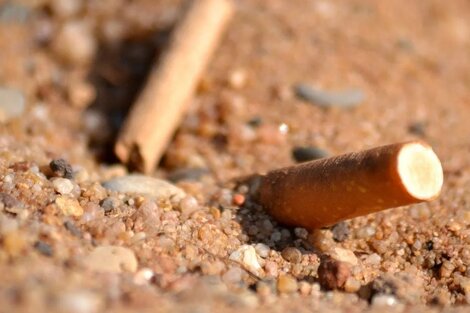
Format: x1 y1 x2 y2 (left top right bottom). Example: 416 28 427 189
281 247 302 264
0 87 25 122
34 241 53 257
331 222 350 242
292 146 329 163
100 197 120 213
344 277 361 293
55 196 83 217
168 167 209 182
254 243 270 258
52 20 96 65
294 84 364 108
229 245 263 275
330 247 358 266
372 294 398 306
52 178 74 195
84 246 138 273
277 274 298 294
318 258 351 290
50 159 74 179
102 175 186 201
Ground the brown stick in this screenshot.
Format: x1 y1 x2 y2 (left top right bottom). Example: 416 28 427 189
255 141 443 230
115 0 234 173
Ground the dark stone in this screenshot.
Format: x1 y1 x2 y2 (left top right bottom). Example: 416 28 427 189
292 146 329 163
34 241 53 257
408 121 427 137
425 240 434 250
49 159 74 179
100 197 120 213
331 222 350 242
64 220 82 237
247 116 263 128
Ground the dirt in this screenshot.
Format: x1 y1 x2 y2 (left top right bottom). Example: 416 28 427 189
1 0 470 312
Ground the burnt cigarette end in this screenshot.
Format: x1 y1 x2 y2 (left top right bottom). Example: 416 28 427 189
255 141 443 230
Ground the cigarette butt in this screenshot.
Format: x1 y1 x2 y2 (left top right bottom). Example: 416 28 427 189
115 0 234 173
255 141 443 230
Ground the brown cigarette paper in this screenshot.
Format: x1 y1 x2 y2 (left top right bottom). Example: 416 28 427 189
255 141 443 230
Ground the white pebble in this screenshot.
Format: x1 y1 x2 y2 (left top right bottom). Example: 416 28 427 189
372 294 398 306
229 245 262 275
53 178 74 195
330 247 358 266
254 243 270 258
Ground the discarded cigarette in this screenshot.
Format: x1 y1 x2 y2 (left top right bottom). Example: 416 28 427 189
255 141 443 230
115 0 234 173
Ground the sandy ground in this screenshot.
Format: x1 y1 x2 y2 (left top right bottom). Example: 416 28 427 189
1 0 470 312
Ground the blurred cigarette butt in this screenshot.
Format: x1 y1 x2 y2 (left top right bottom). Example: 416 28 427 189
115 0 234 173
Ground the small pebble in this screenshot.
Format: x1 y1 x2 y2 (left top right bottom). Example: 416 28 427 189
64 220 81 237
254 243 270 258
168 167 209 183
318 258 351 290
294 84 364 108
344 277 361 293
372 294 398 306
277 274 298 294
408 121 427 137
330 247 358 266
178 196 199 215
294 227 309 239
264 261 278 277
281 247 302 264
0 87 25 122
134 268 155 285
83 246 138 273
102 175 186 201
55 196 83 217
52 178 74 195
228 69 247 89
364 253 382 266
331 222 350 242
292 146 329 163
50 159 74 179
298 281 312 296
100 197 120 213
229 245 262 275
232 194 245 206
34 241 53 257
52 20 96 65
